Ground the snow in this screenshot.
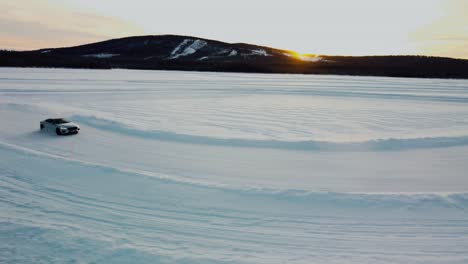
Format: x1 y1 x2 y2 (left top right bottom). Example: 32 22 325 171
213 49 229 55
241 49 270 57
83 53 120 58
169 39 207 59
198 49 237 60
248 49 269 56
170 39 191 56
1 67 468 263
299 55 322 62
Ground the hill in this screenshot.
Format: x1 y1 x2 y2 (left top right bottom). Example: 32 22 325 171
1 35 468 79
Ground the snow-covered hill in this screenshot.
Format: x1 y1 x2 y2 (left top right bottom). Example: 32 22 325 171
44 35 296 62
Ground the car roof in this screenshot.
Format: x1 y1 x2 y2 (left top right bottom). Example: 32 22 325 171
45 118 69 123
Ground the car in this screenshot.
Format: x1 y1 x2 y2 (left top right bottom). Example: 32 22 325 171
40 118 80 135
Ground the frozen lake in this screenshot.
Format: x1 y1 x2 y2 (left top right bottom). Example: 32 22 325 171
1 68 468 263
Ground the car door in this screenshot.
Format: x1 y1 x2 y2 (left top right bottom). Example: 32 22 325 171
45 120 54 132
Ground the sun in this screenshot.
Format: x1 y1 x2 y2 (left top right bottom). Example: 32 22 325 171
286 51 321 62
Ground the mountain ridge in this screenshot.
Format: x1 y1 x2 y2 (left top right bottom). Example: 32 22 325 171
1 35 468 79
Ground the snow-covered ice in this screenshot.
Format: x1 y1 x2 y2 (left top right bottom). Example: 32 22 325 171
1 68 468 263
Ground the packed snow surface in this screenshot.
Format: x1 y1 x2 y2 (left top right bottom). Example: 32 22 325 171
1 68 468 263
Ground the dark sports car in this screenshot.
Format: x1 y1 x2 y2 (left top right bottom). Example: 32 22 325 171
40 118 80 135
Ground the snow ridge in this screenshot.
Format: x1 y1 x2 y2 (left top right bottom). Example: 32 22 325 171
70 115 468 152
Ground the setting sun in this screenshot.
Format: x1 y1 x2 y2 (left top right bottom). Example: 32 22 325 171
286 51 321 62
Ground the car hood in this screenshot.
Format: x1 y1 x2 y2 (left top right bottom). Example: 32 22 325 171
58 122 80 128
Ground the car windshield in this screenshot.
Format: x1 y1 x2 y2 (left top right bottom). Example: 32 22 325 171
51 118 70 124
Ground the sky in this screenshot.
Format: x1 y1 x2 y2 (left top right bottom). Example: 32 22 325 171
1 0 468 59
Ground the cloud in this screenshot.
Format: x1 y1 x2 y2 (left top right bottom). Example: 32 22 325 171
0 17 102 50
409 0 468 58
0 0 143 50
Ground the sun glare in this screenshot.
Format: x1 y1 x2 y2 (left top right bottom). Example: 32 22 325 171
287 51 321 62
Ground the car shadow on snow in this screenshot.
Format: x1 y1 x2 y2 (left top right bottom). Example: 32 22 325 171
27 130 79 139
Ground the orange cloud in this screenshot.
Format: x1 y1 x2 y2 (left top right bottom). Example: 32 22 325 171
410 0 468 59
0 0 144 50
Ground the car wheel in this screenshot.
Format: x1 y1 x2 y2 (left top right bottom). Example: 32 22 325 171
40 124 44 130
56 128 62 135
